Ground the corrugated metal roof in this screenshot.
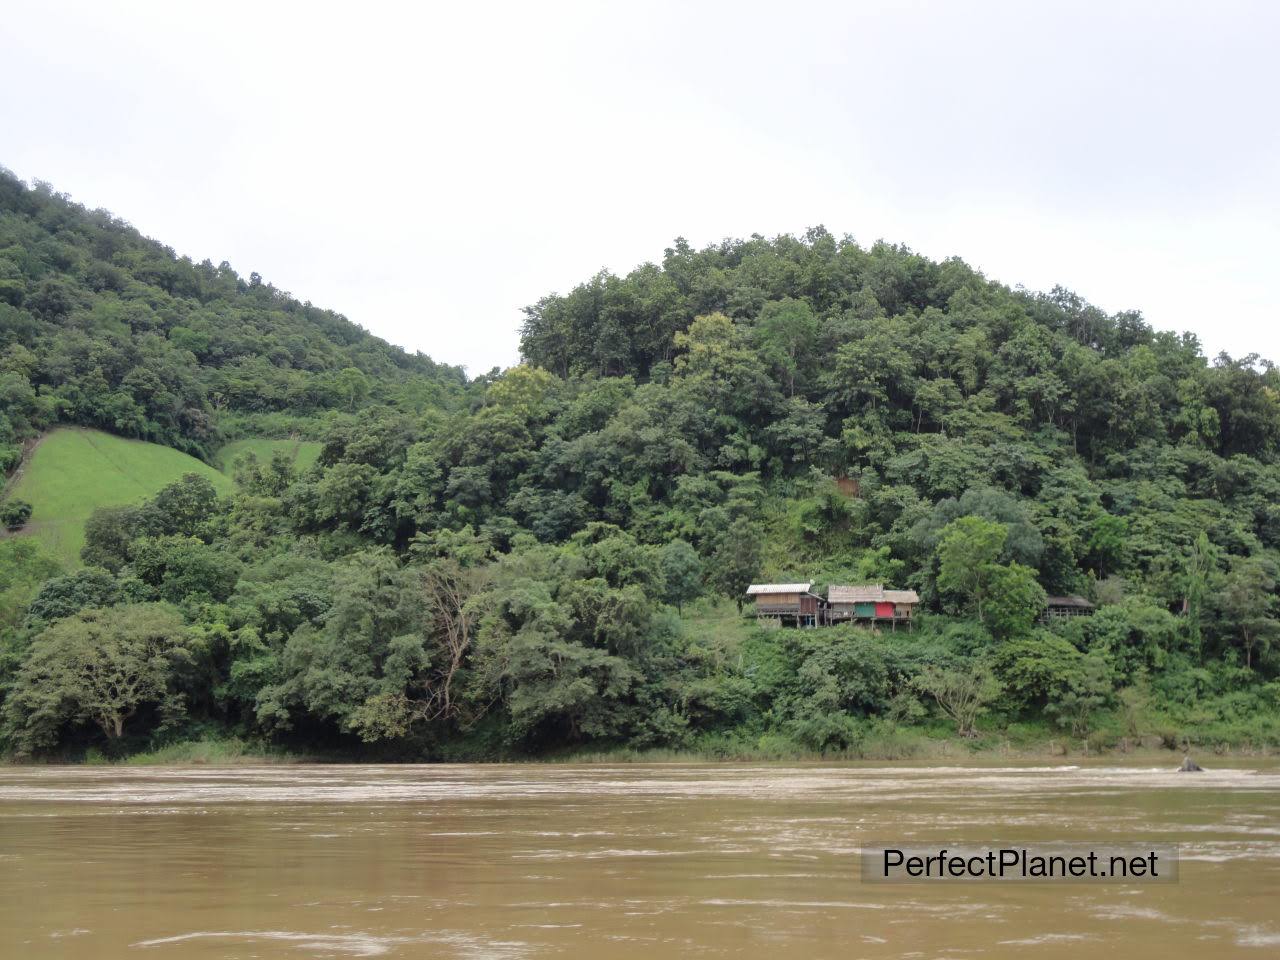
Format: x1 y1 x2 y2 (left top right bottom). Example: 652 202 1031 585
746 582 812 595
883 589 920 604
827 584 884 603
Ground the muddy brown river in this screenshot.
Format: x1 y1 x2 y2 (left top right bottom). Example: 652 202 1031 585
2 762 1278 958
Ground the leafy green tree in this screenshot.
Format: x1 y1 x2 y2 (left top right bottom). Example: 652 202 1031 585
1182 531 1217 659
0 498 31 531
1044 652 1113 738
673 313 778 420
832 317 915 414
789 631 899 725
936 516 1007 621
25 569 120 626
228 554 334 642
1084 513 1128 578
910 376 960 432
659 539 703 613
2 604 196 755
754 298 817 397
993 633 1085 709
1214 555 1278 669
335 367 371 410
81 505 157 571
132 536 240 603
151 474 220 537
472 579 638 744
709 518 763 612
306 462 379 530
254 549 427 740
909 487 1043 568
913 662 1000 738
982 562 1047 640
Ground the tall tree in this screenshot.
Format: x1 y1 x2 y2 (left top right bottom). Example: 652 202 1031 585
659 539 703 613
936 516 1008 622
913 662 999 738
1183 532 1217 660
754 298 817 397
1215 556 1278 669
982 563 1048 640
2 604 196 755
709 519 763 613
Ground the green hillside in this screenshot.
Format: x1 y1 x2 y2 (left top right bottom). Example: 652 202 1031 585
215 438 322 476
4 428 233 566
4 168 1280 762
0 167 466 472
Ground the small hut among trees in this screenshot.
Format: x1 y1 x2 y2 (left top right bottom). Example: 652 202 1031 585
825 584 919 628
1042 595 1095 621
745 582 824 626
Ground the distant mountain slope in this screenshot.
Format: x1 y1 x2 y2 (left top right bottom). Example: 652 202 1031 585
4 428 233 566
0 168 467 468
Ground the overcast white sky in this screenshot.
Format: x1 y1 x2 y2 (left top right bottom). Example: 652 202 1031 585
3 1 1277 374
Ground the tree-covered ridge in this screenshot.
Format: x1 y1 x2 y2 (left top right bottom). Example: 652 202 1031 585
3 192 1280 760
0 169 466 465
523 229 1277 462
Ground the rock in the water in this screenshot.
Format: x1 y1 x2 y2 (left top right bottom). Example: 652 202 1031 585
1177 756 1204 772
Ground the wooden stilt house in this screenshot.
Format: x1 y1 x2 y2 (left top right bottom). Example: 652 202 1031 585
1042 595 1094 622
825 584 919 628
745 582 825 627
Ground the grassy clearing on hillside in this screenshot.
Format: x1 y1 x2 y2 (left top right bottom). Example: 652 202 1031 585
215 438 323 475
2 428 233 567
680 596 757 645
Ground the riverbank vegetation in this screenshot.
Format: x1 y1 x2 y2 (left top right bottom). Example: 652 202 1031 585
2 170 1280 762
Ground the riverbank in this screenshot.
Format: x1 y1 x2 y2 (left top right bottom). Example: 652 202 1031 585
538 736 1279 765
101 738 313 766
10 731 1275 766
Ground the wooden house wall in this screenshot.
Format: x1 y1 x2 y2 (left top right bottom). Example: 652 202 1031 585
827 600 917 621
755 592 802 606
753 593 807 615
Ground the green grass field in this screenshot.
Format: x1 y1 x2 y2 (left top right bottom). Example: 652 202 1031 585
215 438 322 475
2 428 234 567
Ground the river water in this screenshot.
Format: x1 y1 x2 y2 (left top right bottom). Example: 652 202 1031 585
2 762 1278 958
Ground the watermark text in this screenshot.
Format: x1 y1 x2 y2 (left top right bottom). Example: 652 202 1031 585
861 843 1179 883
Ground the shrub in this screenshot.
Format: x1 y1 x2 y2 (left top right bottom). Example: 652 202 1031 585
0 498 32 531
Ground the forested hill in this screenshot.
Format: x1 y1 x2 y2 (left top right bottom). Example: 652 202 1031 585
3 175 1280 761
510 232 1280 601
522 230 1278 464
0 168 466 467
